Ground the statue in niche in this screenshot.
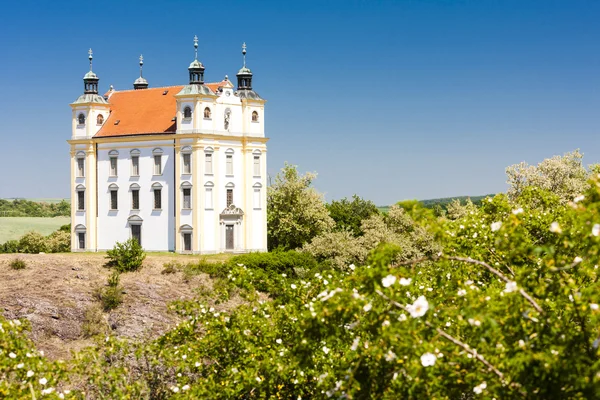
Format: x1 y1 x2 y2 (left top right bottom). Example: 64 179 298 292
224 108 231 131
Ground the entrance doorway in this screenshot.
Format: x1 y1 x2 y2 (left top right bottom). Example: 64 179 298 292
225 224 234 250
131 225 142 246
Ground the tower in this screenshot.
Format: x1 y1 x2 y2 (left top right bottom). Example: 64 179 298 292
133 54 149 90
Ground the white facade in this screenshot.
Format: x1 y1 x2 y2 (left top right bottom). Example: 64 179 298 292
68 49 268 254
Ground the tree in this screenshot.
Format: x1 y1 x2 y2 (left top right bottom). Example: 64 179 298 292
506 149 592 204
326 195 380 237
267 163 334 250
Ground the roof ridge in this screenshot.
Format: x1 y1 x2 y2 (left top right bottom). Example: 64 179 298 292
107 82 226 94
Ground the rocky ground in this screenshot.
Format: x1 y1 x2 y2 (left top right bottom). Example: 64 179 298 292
0 253 232 360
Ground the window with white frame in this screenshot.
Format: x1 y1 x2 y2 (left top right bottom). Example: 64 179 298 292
153 148 163 175
226 183 234 207
225 149 234 176
204 182 214 210
74 225 86 249
130 149 140 176
253 183 262 209
76 152 85 177
182 182 192 209
76 185 85 211
109 184 119 210
109 150 119 177
182 146 192 174
183 106 192 119
204 148 213 174
152 183 162 210
131 184 140 210
78 113 85 125
253 153 260 177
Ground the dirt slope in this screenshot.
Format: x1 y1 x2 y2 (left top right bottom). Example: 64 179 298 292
0 253 225 360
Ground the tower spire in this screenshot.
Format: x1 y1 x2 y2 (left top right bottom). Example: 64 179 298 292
88 48 93 71
133 54 149 90
188 35 205 85
83 48 99 94
236 42 253 91
242 42 247 68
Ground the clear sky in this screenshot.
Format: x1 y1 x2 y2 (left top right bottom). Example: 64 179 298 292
0 0 598 205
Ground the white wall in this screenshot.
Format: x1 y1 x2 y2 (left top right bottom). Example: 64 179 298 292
96 140 175 251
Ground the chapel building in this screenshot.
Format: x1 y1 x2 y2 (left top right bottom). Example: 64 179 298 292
68 39 268 253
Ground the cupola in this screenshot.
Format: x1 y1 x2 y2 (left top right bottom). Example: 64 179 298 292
235 43 262 100
133 54 149 90
83 48 99 94
188 35 206 85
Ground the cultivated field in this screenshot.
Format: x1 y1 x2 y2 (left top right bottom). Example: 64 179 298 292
0 216 70 242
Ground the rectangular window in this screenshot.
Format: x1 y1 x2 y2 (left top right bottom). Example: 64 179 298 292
132 190 140 210
77 191 85 211
110 190 118 210
131 156 139 176
253 156 260 177
77 158 85 177
183 233 192 251
131 225 142 246
154 189 162 209
226 155 233 175
183 188 191 209
183 153 191 174
154 155 162 175
253 188 261 209
227 189 233 207
205 188 213 209
110 157 118 177
78 232 85 249
205 153 213 174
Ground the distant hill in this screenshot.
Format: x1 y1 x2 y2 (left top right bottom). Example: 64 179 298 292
378 194 495 213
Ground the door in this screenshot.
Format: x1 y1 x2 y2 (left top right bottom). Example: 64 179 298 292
183 233 192 251
78 233 85 249
131 225 142 246
225 225 234 250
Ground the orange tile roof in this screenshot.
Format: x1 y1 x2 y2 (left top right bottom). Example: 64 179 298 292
95 81 231 138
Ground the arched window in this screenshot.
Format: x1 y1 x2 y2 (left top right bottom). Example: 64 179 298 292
204 107 211 119
78 113 85 125
97 114 104 125
252 111 259 122
183 106 192 119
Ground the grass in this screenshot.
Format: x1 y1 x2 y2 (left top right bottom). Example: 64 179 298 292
0 217 70 243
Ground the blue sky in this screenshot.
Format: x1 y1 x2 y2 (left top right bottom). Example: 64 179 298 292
0 0 598 205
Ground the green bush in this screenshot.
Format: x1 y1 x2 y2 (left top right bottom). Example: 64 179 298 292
161 261 181 275
226 250 318 277
0 240 19 254
9 258 26 270
18 231 48 254
81 304 106 338
105 238 146 273
46 230 70 253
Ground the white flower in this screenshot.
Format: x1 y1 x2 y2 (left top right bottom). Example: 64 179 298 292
351 337 360 351
348 264 355 271
363 303 372 312
491 221 502 232
381 275 396 288
407 296 429 318
41 388 55 395
398 313 407 321
473 382 487 394
27 370 34 377
593 224 600 237
195 361 201 367
9 352 16 359
39 377 47 385
182 385 190 391
472 232 478 238
256 377 262 383
171 386 180 393
518 339 526 348
322 346 330 354
512 208 523 215
457 289 467 297
590 303 599 310
276 338 282 344
574 256 583 264
574 195 585 203
382 320 390 327
504 281 518 293
549 222 562 233
16 363 24 369
420 352 436 367
323 279 329 285
282 273 287 277
385 350 396 361
399 277 412 286
291 284 297 289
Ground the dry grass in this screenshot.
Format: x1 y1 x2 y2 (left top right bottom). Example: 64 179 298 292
0 252 235 360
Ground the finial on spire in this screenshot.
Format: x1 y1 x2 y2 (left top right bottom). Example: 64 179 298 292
242 42 247 68
88 48 93 71
139 54 144 77
193 35 198 60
